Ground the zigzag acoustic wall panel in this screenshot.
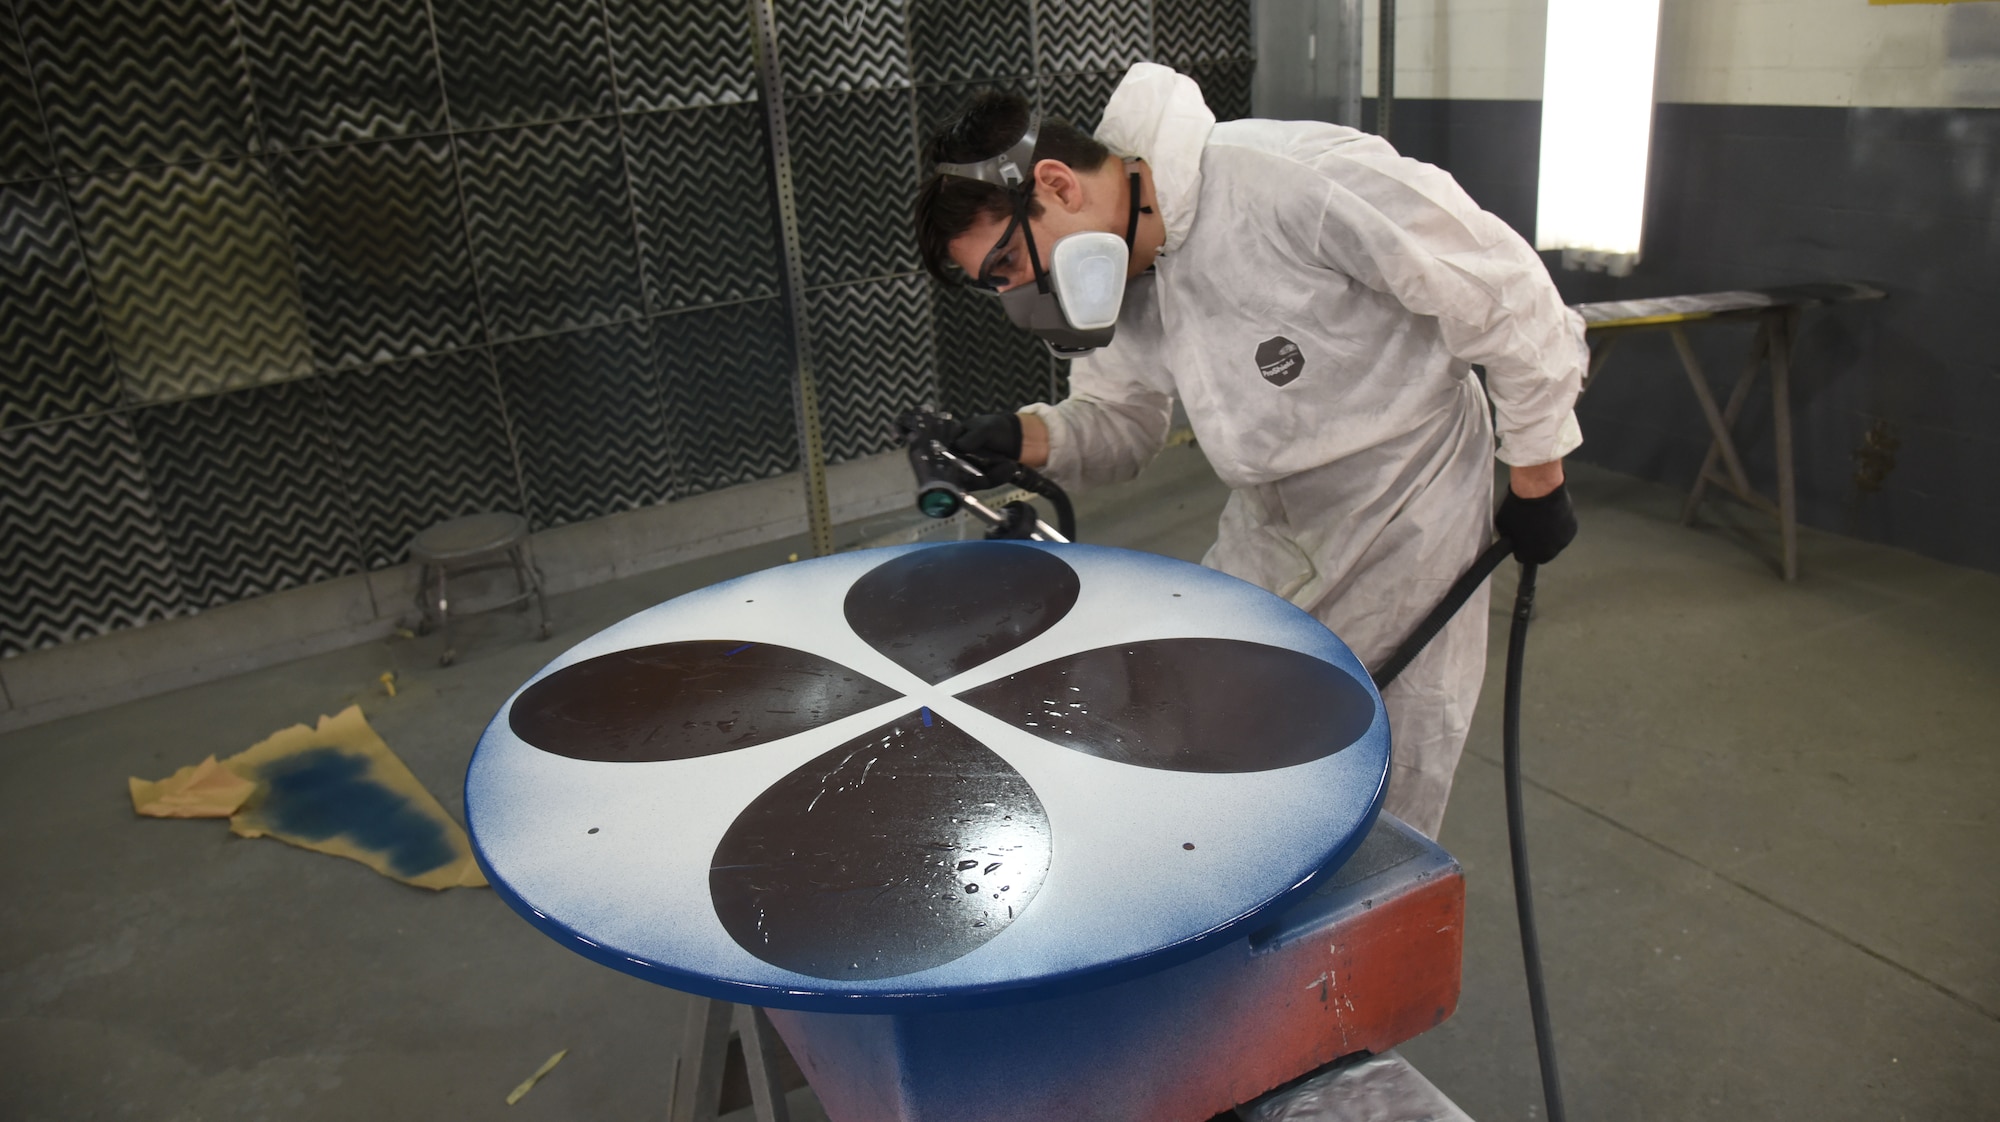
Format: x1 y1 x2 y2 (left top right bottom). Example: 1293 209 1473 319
72 159 314 402
807 275 936 464
774 0 909 96
656 297 799 496
625 103 781 312
1154 0 1253 69
0 0 1251 659
321 350 519 567
0 411 188 657
0 15 49 183
788 90 920 288
273 136 484 370
17 0 260 171
236 0 446 149
910 0 1032 87
494 319 674 529
933 281 1057 419
456 117 646 339
128 378 362 608
1 180 121 428
1037 0 1152 76
1041 69 1124 134
428 0 613 132
604 0 757 113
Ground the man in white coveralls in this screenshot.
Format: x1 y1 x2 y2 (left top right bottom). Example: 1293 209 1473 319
911 63 1585 838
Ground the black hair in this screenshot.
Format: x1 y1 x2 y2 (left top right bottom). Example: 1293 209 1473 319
913 89 1114 285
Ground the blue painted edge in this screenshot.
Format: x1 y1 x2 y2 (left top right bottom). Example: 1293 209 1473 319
466 774 1386 1014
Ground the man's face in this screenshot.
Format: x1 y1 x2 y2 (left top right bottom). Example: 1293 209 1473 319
943 160 1117 292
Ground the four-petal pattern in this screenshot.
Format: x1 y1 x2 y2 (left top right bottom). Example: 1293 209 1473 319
468 543 1390 1009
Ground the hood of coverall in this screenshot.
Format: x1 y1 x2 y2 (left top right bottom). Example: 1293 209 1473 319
1093 63 1216 256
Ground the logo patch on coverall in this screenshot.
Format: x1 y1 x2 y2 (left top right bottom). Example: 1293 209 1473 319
1256 336 1304 386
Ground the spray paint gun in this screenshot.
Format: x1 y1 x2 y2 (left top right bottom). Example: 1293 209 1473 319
896 410 1076 543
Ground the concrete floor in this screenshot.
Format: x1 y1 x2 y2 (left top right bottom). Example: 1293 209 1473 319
2 445 1994 1121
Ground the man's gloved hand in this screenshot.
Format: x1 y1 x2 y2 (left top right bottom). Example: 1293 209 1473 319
895 410 1023 463
948 412 1024 463
1495 483 1578 564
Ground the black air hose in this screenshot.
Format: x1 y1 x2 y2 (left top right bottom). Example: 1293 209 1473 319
1372 545 1568 1122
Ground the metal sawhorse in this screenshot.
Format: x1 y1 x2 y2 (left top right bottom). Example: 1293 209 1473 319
670 1000 793 1122
1573 282 1884 580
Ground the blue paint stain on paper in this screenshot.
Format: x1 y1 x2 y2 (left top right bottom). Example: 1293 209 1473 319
257 748 455 878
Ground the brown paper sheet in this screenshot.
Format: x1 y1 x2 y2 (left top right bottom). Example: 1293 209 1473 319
221 705 488 890
128 755 258 818
128 705 488 890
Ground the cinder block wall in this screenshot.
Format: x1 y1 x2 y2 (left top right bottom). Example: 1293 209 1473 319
0 0 1257 667
1347 0 2000 571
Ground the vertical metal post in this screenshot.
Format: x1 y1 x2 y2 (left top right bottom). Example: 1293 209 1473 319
1333 0 1365 128
1376 0 1395 139
746 0 836 557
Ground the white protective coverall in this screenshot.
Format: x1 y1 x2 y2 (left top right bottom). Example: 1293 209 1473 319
1019 64 1586 838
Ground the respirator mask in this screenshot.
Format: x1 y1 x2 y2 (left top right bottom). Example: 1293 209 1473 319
936 111 1149 358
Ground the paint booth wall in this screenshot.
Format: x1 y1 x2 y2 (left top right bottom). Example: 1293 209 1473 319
0 0 1256 660
1353 1 1999 573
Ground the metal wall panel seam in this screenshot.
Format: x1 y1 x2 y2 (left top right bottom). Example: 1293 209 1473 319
417 0 536 538
589 0 679 501
3 0 58 176
300 370 378 612
10 9 132 421
222 0 271 154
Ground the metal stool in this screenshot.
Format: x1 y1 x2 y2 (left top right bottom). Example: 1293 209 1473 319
408 512 550 666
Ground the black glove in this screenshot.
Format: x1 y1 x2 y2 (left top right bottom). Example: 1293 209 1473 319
895 410 1023 463
949 412 1024 463
1494 483 1578 564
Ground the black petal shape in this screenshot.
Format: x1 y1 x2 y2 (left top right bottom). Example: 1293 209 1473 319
844 543 1080 684
957 638 1375 773
711 709 1050 980
509 641 896 762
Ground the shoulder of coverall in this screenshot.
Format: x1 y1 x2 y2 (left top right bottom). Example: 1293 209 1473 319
1170 129 1368 265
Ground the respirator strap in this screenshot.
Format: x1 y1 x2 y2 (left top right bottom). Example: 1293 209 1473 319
1123 171 1141 248
1017 188 1053 296
936 110 1041 189
1121 160 1153 250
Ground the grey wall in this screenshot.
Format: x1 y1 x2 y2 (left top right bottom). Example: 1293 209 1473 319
1379 97 2000 574
0 0 1257 660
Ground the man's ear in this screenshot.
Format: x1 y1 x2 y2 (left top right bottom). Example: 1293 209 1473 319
1033 159 1086 214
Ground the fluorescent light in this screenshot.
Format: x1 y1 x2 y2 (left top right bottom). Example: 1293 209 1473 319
1535 0 1662 275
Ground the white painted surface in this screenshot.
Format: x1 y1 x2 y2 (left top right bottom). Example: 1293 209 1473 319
1351 0 2000 108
